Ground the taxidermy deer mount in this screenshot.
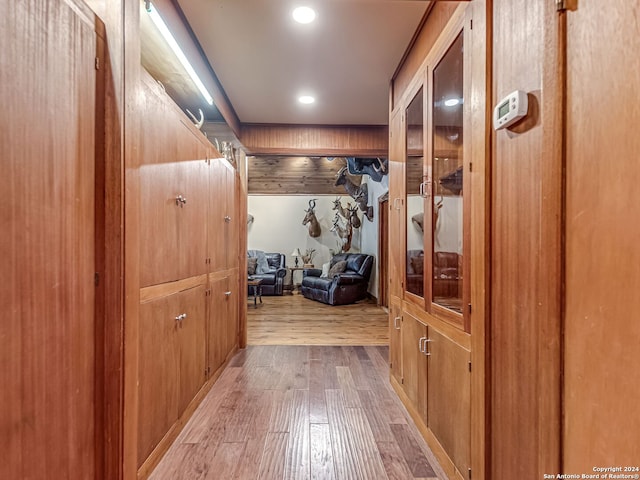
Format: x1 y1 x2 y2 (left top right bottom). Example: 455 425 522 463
302 199 321 238
334 167 373 221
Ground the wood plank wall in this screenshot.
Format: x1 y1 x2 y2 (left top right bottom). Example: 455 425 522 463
564 0 640 470
240 124 388 156
248 156 360 195
491 0 563 478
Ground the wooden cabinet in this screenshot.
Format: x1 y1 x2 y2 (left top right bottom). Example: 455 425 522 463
136 73 242 474
137 285 206 466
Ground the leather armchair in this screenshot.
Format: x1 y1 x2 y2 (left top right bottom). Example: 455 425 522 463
301 253 373 305
250 252 287 295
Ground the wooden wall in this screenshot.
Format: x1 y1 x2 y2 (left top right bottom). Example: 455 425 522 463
1 0 99 477
247 156 361 195
491 0 563 478
564 0 640 469
240 124 388 156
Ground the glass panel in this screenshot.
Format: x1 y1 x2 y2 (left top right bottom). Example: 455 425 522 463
406 87 424 297
432 32 463 313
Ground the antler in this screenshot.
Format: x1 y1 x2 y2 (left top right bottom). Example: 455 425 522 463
186 108 204 130
308 199 317 210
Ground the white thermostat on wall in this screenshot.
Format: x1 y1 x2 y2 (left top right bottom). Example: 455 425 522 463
493 90 528 130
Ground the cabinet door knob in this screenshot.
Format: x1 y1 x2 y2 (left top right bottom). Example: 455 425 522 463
174 313 187 321
393 316 401 330
393 198 402 210
224 215 231 223
224 291 232 297
175 195 187 207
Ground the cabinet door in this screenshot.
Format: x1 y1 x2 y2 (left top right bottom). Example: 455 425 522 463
225 270 239 356
140 159 208 286
209 158 227 272
224 167 239 270
179 159 209 279
208 276 230 372
389 301 403 384
401 311 428 419
388 109 405 299
176 285 207 415
427 329 470 476
138 293 180 465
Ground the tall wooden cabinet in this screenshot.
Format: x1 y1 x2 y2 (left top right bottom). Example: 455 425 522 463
135 73 242 476
388 3 486 480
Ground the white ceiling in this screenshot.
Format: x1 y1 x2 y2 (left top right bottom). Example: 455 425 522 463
176 0 430 126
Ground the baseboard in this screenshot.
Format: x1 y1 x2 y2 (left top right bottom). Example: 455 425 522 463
136 346 239 479
390 376 466 480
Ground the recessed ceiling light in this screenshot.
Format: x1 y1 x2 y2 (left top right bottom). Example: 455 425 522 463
292 6 316 24
444 98 461 107
298 95 315 104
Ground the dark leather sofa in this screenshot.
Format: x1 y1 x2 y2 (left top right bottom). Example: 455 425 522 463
406 249 461 298
249 252 286 295
301 253 373 305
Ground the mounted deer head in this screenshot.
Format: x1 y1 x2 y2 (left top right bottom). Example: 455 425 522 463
335 167 373 221
302 199 321 238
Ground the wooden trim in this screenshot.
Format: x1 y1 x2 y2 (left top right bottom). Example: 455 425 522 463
378 194 389 308
468 2 491 480
122 0 142 476
139 275 208 303
390 376 465 480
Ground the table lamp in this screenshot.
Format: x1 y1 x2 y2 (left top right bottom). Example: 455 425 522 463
291 248 301 267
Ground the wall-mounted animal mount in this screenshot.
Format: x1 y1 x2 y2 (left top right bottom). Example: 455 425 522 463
331 214 352 253
347 204 361 229
335 167 373 221
345 157 388 182
332 197 350 219
302 199 322 238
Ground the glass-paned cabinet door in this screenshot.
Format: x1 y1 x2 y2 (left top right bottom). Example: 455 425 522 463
431 32 464 315
405 87 425 298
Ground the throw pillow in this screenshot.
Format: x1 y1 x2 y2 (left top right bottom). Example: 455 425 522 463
248 250 270 274
320 262 330 278
328 260 347 277
410 256 424 275
247 257 257 275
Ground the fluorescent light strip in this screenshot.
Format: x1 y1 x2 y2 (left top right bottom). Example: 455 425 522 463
147 3 214 106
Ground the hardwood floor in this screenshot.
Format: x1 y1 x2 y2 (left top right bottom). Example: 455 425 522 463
248 293 389 346
150 345 445 479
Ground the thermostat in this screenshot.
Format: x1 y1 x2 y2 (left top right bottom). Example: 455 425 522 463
493 90 528 130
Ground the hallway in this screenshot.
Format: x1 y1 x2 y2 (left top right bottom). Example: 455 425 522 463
150 345 445 479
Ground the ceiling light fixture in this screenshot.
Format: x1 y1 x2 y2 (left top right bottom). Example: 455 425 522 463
146 2 214 105
292 6 316 24
444 98 461 107
298 95 315 105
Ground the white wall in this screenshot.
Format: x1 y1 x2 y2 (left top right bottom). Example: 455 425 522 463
248 182 389 297
360 176 389 297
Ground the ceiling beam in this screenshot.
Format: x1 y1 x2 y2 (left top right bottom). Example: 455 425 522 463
240 124 389 157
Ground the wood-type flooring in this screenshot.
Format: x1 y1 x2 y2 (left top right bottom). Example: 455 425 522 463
150 345 444 479
248 293 389 346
